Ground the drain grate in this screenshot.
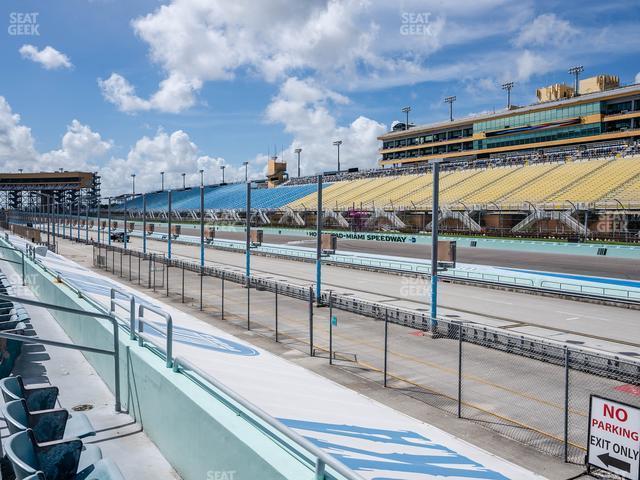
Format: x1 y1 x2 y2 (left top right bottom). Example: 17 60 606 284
72 404 94 412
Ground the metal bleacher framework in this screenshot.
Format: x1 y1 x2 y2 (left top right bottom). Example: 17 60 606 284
112 140 640 238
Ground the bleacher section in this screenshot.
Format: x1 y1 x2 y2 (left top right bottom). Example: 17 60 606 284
120 183 322 212
116 141 640 214
286 155 640 211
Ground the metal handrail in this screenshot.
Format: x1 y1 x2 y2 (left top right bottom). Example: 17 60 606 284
0 292 121 412
173 355 366 480
137 303 173 368
110 287 136 340
0 244 26 285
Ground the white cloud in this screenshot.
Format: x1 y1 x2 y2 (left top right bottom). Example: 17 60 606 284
40 120 111 171
635 72 640 84
265 77 386 175
0 97 39 170
102 0 532 113
99 129 259 195
98 71 201 114
0 95 249 196
0 97 110 177
514 14 578 48
19 45 72 70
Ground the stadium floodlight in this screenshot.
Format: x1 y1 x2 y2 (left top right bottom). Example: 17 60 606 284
242 161 249 182
444 96 456 122
18 168 23 174
294 148 302 177
199 169 205 187
160 171 165 191
131 173 136 195
181 172 186 189
401 106 411 130
568 65 584 95
333 140 343 172
220 165 226 184
501 82 514 109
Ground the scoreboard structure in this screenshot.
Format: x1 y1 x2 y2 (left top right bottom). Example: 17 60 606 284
0 171 100 210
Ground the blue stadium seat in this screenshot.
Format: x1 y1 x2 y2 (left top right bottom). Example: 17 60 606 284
0 376 59 411
121 182 327 211
5 429 122 480
3 399 96 442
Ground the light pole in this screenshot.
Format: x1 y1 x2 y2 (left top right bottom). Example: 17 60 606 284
107 197 112 246
294 148 302 177
444 96 456 122
568 65 584 95
502 82 514 109
430 160 441 332
220 165 226 184
161 171 165 191
333 140 342 172
242 161 248 182
142 194 147 254
199 169 204 187
167 190 172 259
181 173 186 189
316 174 323 303
402 106 411 130
131 174 136 195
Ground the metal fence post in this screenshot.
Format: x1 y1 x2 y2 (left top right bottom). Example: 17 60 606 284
384 309 388 387
274 282 278 342
221 270 225 320
563 346 570 463
309 286 314 357
21 251 25 286
166 260 169 297
110 312 121 412
181 262 185 303
129 296 136 341
458 321 463 419
247 276 251 330
200 266 204 311
148 253 152 289
329 291 333 365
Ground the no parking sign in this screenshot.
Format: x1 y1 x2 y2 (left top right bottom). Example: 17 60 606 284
588 395 640 479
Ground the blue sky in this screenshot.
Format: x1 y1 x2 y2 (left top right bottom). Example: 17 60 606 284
1 0 639 195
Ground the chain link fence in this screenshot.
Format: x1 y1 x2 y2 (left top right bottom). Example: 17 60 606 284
91 241 640 466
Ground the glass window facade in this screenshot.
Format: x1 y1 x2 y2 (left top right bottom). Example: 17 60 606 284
475 123 601 150
473 102 601 133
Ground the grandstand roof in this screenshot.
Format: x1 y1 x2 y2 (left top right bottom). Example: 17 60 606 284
379 82 640 139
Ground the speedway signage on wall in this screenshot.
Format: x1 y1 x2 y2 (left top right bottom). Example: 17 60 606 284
305 230 417 243
588 395 640 479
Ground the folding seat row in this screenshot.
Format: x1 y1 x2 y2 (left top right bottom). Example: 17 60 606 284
0 272 124 479
1 375 125 479
0 274 30 378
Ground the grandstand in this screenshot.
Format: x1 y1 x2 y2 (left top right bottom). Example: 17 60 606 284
115 140 640 238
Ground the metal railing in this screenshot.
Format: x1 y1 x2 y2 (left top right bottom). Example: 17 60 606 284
0 244 25 285
137 303 173 368
0 292 121 412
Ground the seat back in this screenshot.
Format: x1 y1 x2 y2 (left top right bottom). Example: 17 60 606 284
23 473 45 480
1 376 24 403
3 399 29 435
5 430 38 479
